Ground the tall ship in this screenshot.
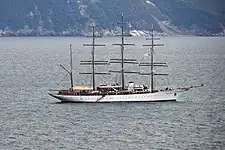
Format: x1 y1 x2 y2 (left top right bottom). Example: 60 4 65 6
48 15 203 103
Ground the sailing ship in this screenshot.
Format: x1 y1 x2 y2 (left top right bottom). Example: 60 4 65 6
48 15 204 103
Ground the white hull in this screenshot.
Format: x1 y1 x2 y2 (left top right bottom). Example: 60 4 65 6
48 91 177 103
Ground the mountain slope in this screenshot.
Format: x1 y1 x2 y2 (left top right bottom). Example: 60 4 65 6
0 0 224 36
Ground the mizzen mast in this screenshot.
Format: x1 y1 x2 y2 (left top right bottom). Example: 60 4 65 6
60 44 74 91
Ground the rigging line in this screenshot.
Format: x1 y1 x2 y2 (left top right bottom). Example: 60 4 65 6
139 51 156 61
100 75 107 84
156 76 168 86
56 73 69 87
156 53 173 59
166 75 170 85
115 74 120 85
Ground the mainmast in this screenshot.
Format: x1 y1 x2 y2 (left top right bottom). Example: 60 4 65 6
111 14 136 90
60 44 74 91
80 25 109 91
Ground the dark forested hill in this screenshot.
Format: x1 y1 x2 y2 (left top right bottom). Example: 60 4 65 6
0 0 224 36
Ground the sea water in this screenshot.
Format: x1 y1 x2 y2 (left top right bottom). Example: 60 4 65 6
0 36 224 149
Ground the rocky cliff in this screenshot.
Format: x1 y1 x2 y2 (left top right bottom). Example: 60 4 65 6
0 0 224 36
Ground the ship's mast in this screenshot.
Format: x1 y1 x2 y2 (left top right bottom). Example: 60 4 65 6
121 14 125 90
70 44 74 90
91 26 96 91
142 25 165 93
112 14 135 90
60 44 74 91
81 25 108 91
150 25 154 93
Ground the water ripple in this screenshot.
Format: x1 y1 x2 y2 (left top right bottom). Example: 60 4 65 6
0 37 224 149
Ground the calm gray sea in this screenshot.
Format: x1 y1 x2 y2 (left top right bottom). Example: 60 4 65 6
0 36 225 150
